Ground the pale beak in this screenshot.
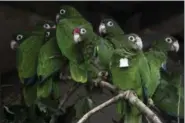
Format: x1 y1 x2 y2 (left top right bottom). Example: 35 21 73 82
98 23 106 34
56 13 60 24
135 36 143 50
10 40 19 50
171 41 180 52
73 33 82 43
52 25 56 29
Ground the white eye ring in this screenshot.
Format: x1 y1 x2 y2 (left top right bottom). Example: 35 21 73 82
60 9 66 15
80 28 87 35
46 32 50 37
16 34 23 41
107 21 114 27
43 24 51 29
128 36 135 42
165 37 172 43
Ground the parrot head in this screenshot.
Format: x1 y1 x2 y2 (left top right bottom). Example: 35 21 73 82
72 24 93 44
10 31 31 50
98 18 124 36
10 21 55 50
44 28 56 41
122 33 143 51
56 5 82 24
142 33 180 53
34 20 56 31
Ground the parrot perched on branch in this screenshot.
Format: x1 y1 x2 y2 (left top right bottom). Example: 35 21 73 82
143 34 184 119
37 28 64 100
98 18 125 49
153 57 184 120
141 33 180 101
71 24 115 81
98 19 151 123
110 34 151 123
56 5 97 83
10 21 56 106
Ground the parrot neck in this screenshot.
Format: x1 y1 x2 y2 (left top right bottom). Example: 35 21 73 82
151 46 168 55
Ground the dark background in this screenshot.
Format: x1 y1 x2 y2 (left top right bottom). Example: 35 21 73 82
0 1 184 123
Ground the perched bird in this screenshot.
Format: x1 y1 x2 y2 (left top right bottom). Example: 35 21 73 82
98 18 126 49
55 5 94 83
109 34 151 123
99 18 151 123
10 20 56 106
141 33 180 103
37 28 64 100
71 24 114 82
152 52 184 119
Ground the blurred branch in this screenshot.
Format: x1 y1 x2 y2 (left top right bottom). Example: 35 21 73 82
1 84 13 88
58 83 80 110
50 83 81 123
77 81 163 123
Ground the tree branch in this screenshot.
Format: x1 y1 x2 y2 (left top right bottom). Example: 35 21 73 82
49 83 81 123
58 83 81 110
77 81 163 123
77 93 126 123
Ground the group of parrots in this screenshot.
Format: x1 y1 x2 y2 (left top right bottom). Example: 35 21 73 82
9 5 184 123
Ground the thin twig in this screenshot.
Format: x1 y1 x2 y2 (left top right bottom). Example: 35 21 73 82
49 83 81 123
77 93 126 123
77 81 163 123
1 84 14 88
58 83 81 109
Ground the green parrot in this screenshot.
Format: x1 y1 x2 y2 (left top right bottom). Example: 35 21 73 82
71 23 116 82
56 5 96 83
98 18 125 49
37 28 64 100
10 21 56 106
150 39 183 118
141 33 180 101
98 18 152 123
105 34 150 123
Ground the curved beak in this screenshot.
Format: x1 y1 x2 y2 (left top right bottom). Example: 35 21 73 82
52 25 56 29
56 13 60 24
73 33 82 43
98 23 106 34
171 41 180 52
135 36 143 50
10 40 19 50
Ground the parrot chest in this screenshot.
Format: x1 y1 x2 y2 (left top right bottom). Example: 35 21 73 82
17 36 44 78
110 54 143 94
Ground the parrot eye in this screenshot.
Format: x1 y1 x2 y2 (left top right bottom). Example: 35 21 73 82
60 9 66 15
16 34 23 41
165 37 172 43
107 21 114 27
80 28 87 35
128 36 136 42
43 23 51 29
45 32 50 37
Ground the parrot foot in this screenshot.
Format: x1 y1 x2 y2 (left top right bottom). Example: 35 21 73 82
98 71 109 80
148 98 154 106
